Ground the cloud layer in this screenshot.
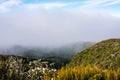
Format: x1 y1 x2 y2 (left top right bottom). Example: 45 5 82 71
0 0 120 46
0 10 120 46
0 0 21 12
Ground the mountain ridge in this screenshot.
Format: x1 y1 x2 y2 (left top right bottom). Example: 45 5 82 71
69 38 120 69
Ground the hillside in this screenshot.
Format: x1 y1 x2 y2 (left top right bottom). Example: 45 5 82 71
69 39 120 69
0 54 59 80
0 42 94 67
0 39 120 80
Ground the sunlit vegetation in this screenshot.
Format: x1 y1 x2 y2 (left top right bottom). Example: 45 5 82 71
58 39 120 80
57 65 120 80
0 39 120 80
0 55 57 80
1 58 120 80
70 39 120 70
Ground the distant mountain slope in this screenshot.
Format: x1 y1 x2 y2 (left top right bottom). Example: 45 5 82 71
70 39 120 69
0 42 94 60
54 41 94 54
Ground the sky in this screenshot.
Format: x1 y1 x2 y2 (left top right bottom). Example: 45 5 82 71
0 0 120 47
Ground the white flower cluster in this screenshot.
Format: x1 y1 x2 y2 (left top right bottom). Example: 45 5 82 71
25 59 57 80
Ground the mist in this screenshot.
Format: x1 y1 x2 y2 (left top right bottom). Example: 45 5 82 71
0 10 120 47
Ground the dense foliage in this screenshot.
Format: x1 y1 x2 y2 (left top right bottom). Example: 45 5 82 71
70 39 120 69
0 55 57 80
57 65 120 80
0 39 120 80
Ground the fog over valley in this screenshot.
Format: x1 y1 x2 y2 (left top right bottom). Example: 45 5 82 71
0 11 120 47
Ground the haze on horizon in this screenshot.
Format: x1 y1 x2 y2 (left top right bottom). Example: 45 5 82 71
0 0 120 47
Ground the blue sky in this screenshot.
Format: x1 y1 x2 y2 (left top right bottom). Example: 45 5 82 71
22 0 84 3
0 0 120 16
0 0 120 46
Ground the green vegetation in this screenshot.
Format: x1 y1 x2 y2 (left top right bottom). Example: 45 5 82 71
70 39 120 70
0 39 120 80
0 54 57 80
58 39 120 80
57 65 120 80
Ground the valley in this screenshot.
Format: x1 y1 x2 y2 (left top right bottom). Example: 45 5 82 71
0 39 120 80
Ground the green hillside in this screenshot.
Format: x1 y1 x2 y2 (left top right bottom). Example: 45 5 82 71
69 39 120 69
0 39 120 80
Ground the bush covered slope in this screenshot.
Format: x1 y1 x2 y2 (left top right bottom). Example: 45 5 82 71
0 54 58 80
70 39 120 69
58 65 120 80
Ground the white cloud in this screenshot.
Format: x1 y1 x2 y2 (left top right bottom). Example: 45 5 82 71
43 3 71 9
0 0 22 12
0 10 120 46
23 2 74 10
103 0 120 6
111 12 120 17
0 0 120 47
81 0 120 8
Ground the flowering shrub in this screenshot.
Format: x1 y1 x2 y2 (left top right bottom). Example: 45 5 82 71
1 55 120 80
0 56 57 80
24 59 57 80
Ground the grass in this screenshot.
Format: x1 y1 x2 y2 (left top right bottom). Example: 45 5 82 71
57 65 120 80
